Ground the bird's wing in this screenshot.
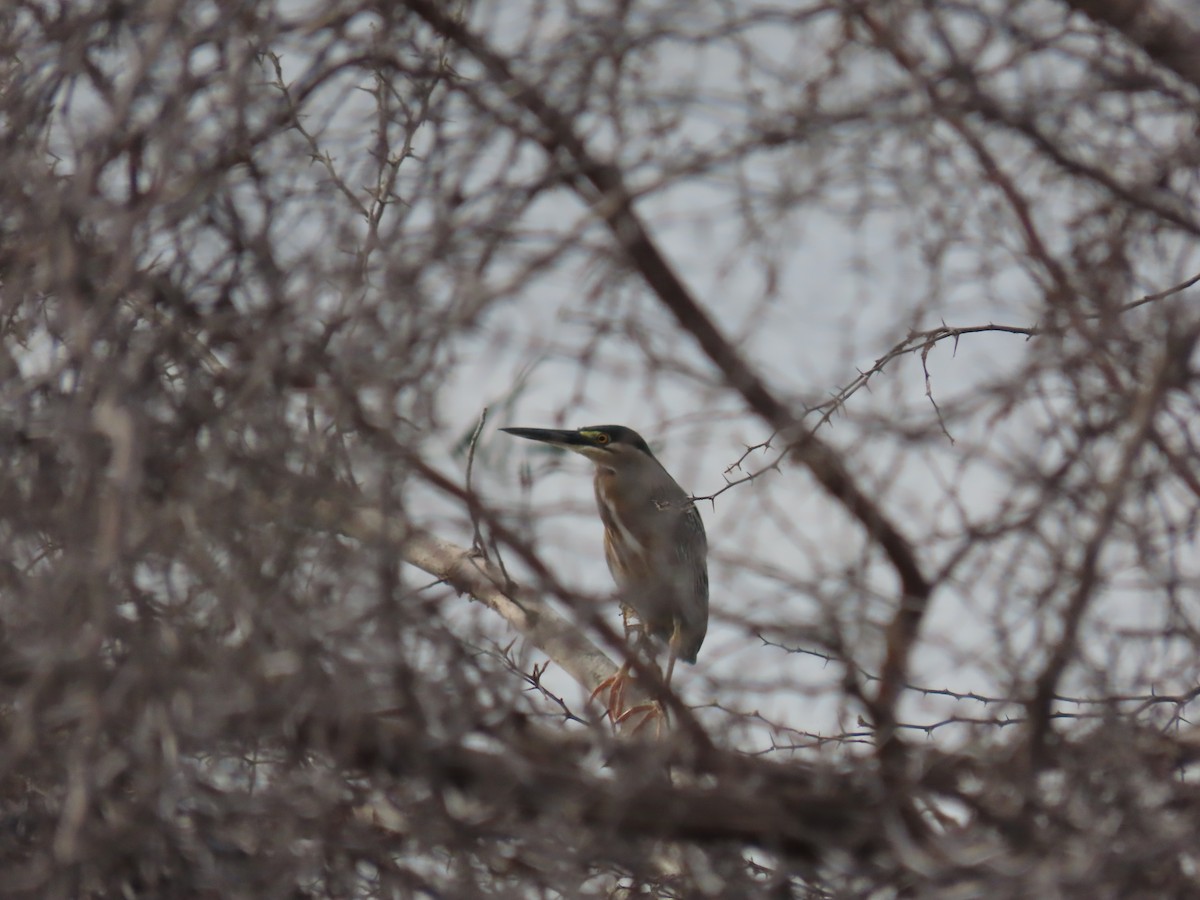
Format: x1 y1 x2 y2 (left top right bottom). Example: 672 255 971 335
631 494 708 588
597 490 692 585
673 500 709 603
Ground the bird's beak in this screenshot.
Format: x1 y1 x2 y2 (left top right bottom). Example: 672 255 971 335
499 427 588 449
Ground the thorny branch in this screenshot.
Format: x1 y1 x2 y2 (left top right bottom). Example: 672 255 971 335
702 263 1200 503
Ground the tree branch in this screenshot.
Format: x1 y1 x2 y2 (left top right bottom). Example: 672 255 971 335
303 496 617 696
396 527 620 696
306 710 888 862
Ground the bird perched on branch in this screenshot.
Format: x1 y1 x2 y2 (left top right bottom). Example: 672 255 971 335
501 424 708 721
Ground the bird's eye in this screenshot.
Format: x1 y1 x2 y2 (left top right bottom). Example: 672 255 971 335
593 433 610 445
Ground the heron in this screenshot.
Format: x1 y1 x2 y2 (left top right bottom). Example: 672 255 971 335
501 424 708 722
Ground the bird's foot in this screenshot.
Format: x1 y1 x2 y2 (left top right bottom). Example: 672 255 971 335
590 667 667 734
613 702 665 737
589 665 630 722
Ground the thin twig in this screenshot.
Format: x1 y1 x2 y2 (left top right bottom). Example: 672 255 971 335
465 406 489 558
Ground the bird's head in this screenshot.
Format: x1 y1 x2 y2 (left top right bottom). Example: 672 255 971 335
500 424 656 469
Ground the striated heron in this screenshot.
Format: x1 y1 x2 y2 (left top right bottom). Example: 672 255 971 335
501 425 708 719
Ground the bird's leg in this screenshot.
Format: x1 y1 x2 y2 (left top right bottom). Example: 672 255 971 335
610 622 683 734
664 620 681 688
589 607 650 724
592 606 642 719
621 604 646 647
616 621 685 732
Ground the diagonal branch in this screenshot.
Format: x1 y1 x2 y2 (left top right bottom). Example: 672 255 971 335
401 528 621 696
305 496 620 695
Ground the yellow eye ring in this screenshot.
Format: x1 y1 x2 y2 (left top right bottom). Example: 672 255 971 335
593 433 610 445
